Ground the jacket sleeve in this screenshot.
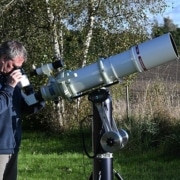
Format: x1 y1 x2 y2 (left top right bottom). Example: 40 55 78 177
0 85 14 114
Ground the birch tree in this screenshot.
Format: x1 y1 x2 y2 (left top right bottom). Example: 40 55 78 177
45 0 65 127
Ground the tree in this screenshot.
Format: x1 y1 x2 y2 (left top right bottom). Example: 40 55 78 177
0 0 168 130
151 17 180 53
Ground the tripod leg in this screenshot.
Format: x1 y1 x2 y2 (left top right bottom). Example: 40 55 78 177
113 169 123 180
90 169 123 180
89 172 101 180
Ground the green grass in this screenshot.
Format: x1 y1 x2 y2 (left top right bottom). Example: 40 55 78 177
18 131 180 180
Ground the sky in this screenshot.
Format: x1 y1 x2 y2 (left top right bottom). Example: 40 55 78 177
153 0 180 27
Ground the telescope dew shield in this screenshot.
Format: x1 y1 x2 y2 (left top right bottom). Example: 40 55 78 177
131 33 178 72
39 33 178 101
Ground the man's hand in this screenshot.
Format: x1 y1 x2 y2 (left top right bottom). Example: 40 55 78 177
6 69 22 88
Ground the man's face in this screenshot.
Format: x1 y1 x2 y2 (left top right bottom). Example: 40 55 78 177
0 56 24 75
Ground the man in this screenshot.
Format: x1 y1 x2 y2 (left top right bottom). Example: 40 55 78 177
0 41 44 180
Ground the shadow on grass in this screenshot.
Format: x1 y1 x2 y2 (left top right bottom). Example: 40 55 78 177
20 129 92 155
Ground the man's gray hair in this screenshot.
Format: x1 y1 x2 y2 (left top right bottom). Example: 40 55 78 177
0 41 27 62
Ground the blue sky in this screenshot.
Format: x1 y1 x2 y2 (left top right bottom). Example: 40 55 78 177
154 0 180 27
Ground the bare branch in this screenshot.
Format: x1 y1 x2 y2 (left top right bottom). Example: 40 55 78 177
0 0 17 14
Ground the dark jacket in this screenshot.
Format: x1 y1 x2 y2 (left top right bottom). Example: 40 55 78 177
0 75 43 154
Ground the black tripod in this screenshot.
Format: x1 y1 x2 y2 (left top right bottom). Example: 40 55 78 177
87 88 128 180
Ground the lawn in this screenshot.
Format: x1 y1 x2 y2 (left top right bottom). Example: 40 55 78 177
18 131 180 180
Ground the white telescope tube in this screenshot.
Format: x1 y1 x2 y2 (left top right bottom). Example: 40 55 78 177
40 33 178 101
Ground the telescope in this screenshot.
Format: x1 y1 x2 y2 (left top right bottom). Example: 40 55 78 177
23 33 177 104
21 33 178 179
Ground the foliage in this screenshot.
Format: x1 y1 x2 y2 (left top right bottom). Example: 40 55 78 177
151 17 180 53
0 0 169 130
113 78 180 155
